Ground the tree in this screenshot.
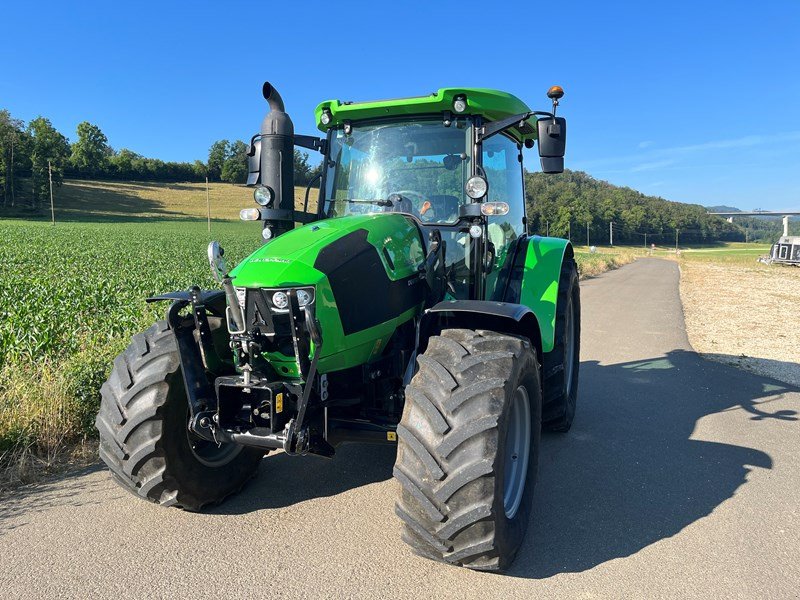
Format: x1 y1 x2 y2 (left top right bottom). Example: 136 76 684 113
192 160 207 180
207 140 229 181
27 117 70 207
293 149 312 186
69 121 111 177
110 148 141 179
221 140 248 184
0 110 30 207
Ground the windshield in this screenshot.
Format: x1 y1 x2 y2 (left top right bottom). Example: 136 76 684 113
323 118 472 224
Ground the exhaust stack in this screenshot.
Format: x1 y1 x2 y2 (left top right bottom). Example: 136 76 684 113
249 81 295 240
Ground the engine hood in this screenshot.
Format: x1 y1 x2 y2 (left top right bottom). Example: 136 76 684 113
229 213 424 289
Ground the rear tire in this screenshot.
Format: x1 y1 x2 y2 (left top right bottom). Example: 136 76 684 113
542 258 580 432
96 320 263 510
394 329 542 571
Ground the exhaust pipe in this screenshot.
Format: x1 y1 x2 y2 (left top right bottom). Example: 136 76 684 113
250 81 295 239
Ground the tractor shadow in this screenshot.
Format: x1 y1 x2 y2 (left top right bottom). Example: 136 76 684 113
211 443 396 515
511 349 799 579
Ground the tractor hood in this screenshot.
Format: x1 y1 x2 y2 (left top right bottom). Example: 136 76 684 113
229 213 425 290
229 212 427 374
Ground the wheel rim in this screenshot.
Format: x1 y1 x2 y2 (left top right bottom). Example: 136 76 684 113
503 385 532 519
564 299 576 397
186 414 243 468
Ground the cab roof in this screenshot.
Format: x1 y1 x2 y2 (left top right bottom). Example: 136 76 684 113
314 87 538 143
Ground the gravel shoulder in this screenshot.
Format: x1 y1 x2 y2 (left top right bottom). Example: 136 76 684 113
679 259 800 387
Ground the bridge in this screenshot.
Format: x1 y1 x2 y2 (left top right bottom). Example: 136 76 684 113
707 211 800 237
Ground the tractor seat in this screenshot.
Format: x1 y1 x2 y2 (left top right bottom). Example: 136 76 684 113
426 194 460 222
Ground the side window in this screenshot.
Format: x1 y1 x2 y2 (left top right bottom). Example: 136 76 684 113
482 134 525 300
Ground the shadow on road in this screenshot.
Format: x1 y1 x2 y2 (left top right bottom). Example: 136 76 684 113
511 349 798 579
0 463 108 533
211 348 798 578
211 443 397 515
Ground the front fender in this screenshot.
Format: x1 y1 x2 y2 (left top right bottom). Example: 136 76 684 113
512 236 572 353
422 299 543 359
146 289 227 316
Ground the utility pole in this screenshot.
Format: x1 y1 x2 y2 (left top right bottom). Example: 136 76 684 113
567 221 571 241
205 177 211 233
48 160 55 225
546 221 549 237
587 221 590 248
609 221 614 247
9 132 15 208
644 232 647 249
675 228 679 253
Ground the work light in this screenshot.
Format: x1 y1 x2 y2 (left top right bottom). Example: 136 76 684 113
465 176 488 199
254 185 273 206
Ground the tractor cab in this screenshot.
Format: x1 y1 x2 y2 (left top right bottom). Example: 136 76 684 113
246 86 567 302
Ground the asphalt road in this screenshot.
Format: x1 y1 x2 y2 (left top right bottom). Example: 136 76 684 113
2 258 798 599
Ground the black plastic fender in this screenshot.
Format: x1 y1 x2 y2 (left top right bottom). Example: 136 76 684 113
421 299 543 361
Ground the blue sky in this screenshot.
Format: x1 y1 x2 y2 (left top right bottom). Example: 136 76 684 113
2 0 799 210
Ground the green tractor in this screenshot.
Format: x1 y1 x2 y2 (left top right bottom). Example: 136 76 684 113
96 82 579 571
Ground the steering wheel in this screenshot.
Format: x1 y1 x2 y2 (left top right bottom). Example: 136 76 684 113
392 190 427 218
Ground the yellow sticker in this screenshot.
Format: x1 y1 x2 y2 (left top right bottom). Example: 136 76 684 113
387 431 397 441
275 393 283 413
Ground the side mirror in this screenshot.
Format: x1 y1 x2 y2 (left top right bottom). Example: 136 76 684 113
207 241 228 283
537 117 567 174
246 138 261 186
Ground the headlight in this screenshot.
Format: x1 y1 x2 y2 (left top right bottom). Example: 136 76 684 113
297 289 312 306
465 175 488 199
254 185 273 206
320 109 332 125
453 95 467 113
272 291 288 309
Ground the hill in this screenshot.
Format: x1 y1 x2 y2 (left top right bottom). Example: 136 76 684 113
525 170 743 245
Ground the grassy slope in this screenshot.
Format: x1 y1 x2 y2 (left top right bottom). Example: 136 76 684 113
15 179 318 222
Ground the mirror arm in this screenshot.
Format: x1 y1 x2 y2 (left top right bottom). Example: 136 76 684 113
476 111 554 143
248 133 327 157
294 134 327 154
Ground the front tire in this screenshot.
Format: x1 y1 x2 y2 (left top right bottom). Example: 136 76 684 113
394 329 542 571
96 320 263 510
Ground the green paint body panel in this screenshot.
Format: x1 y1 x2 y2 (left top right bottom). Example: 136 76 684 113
229 213 425 376
315 88 538 143
519 236 572 353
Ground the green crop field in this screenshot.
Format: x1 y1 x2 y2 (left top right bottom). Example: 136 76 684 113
0 179 638 485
